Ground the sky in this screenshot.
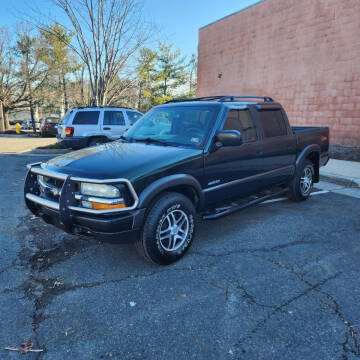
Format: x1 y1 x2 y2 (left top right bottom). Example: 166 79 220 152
0 0 261 59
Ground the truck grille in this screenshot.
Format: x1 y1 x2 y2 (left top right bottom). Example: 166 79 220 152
38 175 65 203
25 163 139 214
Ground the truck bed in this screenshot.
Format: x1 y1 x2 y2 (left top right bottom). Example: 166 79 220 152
292 126 329 162
292 126 328 133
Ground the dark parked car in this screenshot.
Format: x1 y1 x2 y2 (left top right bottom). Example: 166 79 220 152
41 117 60 137
24 95 329 265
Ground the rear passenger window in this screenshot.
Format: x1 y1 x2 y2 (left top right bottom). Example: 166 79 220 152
223 109 257 143
104 111 125 125
126 111 142 125
72 111 100 125
257 110 287 138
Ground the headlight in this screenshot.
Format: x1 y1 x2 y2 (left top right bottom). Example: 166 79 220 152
80 182 126 210
81 183 120 198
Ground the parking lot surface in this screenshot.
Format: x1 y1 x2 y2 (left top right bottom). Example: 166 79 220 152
1 154 359 360
0 135 58 154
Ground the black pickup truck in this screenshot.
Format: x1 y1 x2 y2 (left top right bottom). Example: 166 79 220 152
24 96 329 265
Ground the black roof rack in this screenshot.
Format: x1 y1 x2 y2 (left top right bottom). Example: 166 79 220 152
165 95 274 104
73 105 134 110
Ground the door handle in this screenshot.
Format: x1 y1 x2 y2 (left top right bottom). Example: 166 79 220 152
103 127 111 130
256 150 264 156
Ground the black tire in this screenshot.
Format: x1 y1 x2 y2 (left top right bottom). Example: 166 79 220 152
88 137 107 147
288 159 315 201
135 192 197 265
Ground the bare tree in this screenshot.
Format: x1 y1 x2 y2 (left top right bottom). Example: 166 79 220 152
188 54 197 96
0 28 29 132
40 0 152 106
0 100 4 133
17 32 48 132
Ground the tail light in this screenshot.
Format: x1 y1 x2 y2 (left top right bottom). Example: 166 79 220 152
321 133 329 143
44 123 51 128
65 127 74 137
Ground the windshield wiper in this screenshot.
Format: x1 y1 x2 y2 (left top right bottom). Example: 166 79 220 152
133 137 171 146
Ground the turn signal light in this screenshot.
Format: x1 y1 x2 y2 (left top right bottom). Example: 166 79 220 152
65 127 74 137
91 202 126 210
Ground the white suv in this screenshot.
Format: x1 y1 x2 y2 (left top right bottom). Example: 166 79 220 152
57 106 143 149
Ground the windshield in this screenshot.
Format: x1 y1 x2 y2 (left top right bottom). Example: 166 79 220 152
123 105 219 148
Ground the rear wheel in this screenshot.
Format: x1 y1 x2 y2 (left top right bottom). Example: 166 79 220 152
288 159 314 201
135 192 197 265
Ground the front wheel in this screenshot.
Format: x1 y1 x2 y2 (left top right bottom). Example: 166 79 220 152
288 159 314 201
135 192 197 265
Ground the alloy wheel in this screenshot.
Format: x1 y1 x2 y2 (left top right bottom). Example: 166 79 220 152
300 166 313 195
158 209 189 252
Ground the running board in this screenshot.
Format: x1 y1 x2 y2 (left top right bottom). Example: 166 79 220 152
202 188 289 220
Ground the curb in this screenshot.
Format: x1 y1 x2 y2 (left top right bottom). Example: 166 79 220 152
320 171 360 188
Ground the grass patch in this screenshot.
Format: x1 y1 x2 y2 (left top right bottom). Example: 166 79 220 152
36 142 68 150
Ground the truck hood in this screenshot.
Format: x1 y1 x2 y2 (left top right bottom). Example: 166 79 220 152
43 141 203 181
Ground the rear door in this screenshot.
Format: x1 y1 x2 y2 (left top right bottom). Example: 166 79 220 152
203 106 265 204
255 105 297 186
71 110 101 137
102 110 127 138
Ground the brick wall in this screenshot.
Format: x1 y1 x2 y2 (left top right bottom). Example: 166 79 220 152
197 0 360 146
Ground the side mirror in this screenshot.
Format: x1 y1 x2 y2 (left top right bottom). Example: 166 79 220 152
215 130 242 147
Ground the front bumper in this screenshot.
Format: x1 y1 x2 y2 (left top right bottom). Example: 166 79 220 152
56 135 89 149
39 205 146 242
24 163 144 243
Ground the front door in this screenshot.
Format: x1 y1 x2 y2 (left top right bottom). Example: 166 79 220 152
203 108 265 205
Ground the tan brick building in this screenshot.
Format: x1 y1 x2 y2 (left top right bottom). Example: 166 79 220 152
197 0 360 145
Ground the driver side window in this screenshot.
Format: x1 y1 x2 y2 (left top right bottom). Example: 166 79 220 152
223 109 257 143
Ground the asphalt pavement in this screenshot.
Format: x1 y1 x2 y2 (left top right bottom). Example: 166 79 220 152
0 135 58 154
0 154 360 360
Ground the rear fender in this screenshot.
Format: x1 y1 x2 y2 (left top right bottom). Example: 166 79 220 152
296 145 320 182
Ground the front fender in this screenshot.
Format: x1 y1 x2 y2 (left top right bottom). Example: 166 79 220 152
138 174 204 210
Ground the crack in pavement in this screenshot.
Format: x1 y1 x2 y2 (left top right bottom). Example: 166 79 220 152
14 261 217 333
199 275 279 313
192 226 351 260
234 272 341 354
257 254 360 359
192 239 329 258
